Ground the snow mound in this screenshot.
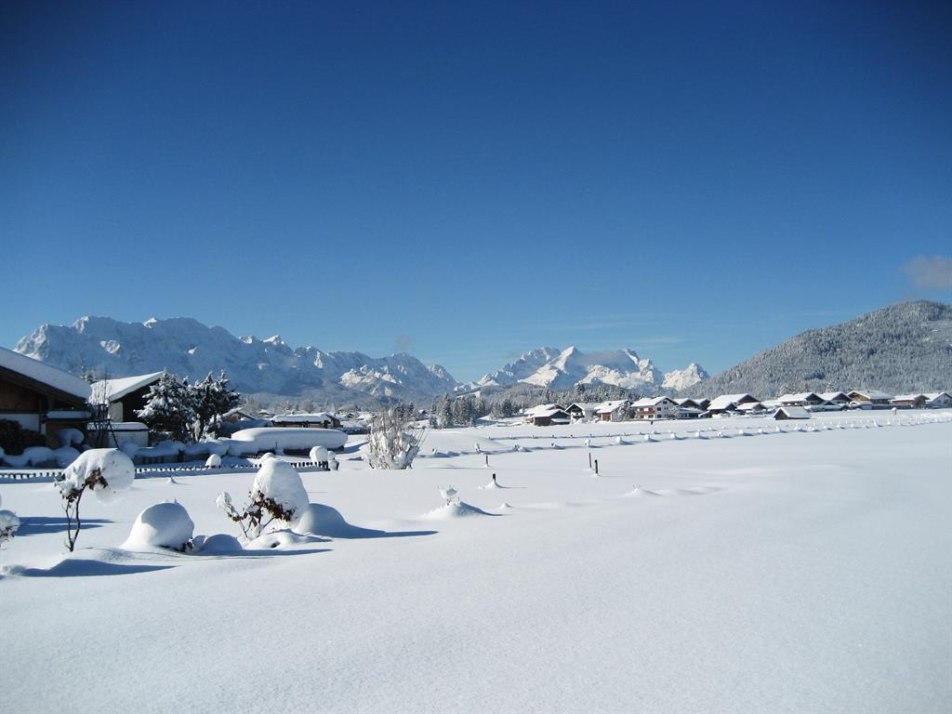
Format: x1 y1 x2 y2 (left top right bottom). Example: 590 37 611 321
197 533 243 554
294 503 386 538
420 501 497 519
123 502 194 551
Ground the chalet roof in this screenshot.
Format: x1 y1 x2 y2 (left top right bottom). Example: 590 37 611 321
819 392 849 402
707 394 756 411
890 394 925 402
632 396 675 407
925 392 951 401
90 372 165 403
596 400 627 414
529 408 569 420
848 390 893 401
0 346 90 401
773 406 811 419
777 392 820 403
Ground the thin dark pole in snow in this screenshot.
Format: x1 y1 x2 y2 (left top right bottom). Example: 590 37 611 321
588 452 592 469
594 459 599 475
485 453 489 468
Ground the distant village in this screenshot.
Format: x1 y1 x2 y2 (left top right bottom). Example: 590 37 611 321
522 390 952 426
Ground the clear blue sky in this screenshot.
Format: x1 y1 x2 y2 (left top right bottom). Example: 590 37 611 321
3 1 950 382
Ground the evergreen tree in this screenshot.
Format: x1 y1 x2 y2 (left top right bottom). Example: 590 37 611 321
191 371 242 440
137 371 195 442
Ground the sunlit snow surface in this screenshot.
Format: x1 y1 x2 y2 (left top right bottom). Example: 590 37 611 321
1 411 950 713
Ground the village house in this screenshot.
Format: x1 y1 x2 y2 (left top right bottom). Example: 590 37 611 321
90 372 164 422
847 390 893 407
705 394 761 417
773 406 811 420
0 346 91 448
525 405 570 427
631 396 679 421
565 402 599 422
595 400 628 422
925 392 952 409
818 392 851 408
777 392 825 407
890 394 927 409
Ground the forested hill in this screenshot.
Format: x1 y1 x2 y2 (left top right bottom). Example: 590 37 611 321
693 301 952 397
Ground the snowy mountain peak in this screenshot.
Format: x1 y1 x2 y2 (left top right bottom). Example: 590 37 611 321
477 346 703 393
15 317 461 405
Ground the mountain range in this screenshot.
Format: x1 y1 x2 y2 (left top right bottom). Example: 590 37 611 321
14 317 707 407
475 346 708 393
13 300 951 407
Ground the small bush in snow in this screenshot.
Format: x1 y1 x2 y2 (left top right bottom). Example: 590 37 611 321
217 456 309 540
0 505 20 546
53 448 135 552
365 408 424 470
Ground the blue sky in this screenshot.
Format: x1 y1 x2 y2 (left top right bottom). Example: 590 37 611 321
3 1 950 383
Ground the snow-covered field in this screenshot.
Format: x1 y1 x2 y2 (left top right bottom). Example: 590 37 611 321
2 412 950 713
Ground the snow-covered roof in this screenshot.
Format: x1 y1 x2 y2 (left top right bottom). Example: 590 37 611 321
891 394 925 402
0 346 90 401
90 372 165 403
848 390 893 401
596 400 627 413
526 404 564 417
773 406 811 419
707 394 755 411
819 392 849 401
777 392 819 403
529 408 568 419
925 392 951 401
632 397 675 407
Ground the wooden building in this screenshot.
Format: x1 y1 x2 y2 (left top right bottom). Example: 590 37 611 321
0 346 91 447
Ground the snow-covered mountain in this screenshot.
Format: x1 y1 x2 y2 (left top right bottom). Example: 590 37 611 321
698 300 952 396
477 346 707 393
15 317 459 405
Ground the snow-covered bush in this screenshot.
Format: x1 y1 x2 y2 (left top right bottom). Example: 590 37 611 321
217 456 309 540
124 502 194 552
53 448 136 552
0 494 19 546
365 408 424 470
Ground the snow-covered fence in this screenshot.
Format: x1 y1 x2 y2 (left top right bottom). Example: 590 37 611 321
0 458 334 482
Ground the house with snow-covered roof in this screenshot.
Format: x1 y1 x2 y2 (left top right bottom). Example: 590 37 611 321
631 396 678 421
90 371 164 422
847 390 893 407
890 394 927 409
773 406 811 420
525 405 570 426
595 400 628 422
705 394 760 415
0 346 91 447
777 392 824 407
925 392 952 409
565 403 599 421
